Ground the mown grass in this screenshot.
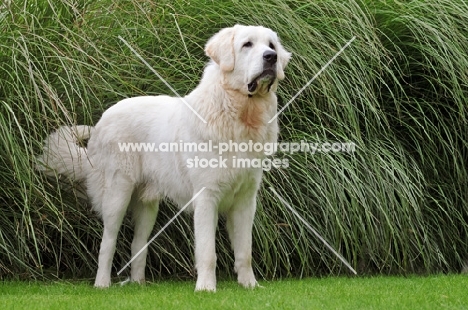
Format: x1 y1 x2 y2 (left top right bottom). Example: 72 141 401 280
1 275 467 310
0 0 467 281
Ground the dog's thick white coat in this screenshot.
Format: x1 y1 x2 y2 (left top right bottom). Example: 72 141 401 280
38 25 291 291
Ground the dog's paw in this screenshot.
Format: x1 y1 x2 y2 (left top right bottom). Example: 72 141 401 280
94 269 112 288
130 277 146 285
195 269 216 292
94 281 111 288
195 283 217 292
195 277 216 292
238 271 258 289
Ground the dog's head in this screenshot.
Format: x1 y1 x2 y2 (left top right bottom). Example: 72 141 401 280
205 25 291 97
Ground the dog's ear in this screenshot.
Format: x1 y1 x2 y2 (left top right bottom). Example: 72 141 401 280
276 40 292 80
205 26 236 72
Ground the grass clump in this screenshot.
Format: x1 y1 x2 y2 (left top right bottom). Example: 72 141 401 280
1 275 468 309
0 0 467 281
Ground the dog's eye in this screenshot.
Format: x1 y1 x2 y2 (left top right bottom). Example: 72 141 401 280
269 42 276 50
243 41 252 48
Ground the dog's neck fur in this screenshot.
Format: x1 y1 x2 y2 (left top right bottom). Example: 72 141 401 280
185 62 278 143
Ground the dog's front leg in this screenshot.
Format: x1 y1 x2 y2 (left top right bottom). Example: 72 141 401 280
193 192 218 292
226 194 258 289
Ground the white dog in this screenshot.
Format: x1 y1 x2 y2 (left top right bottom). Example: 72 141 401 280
38 25 291 291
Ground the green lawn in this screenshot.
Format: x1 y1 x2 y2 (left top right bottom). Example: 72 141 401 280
1 275 467 309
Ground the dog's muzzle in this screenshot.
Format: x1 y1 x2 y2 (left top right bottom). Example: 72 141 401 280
248 50 278 95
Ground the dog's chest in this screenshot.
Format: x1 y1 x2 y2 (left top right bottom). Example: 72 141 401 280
216 168 261 213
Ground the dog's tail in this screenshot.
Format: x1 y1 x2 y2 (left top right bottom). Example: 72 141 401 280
37 125 94 183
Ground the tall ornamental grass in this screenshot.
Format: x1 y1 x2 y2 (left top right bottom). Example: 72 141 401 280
0 0 466 280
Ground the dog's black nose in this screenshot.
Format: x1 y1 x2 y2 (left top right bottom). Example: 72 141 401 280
263 50 277 65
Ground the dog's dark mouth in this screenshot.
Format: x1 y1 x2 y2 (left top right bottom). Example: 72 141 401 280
248 69 276 93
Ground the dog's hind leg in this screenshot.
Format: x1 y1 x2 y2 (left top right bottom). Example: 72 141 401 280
94 172 134 288
130 199 159 284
